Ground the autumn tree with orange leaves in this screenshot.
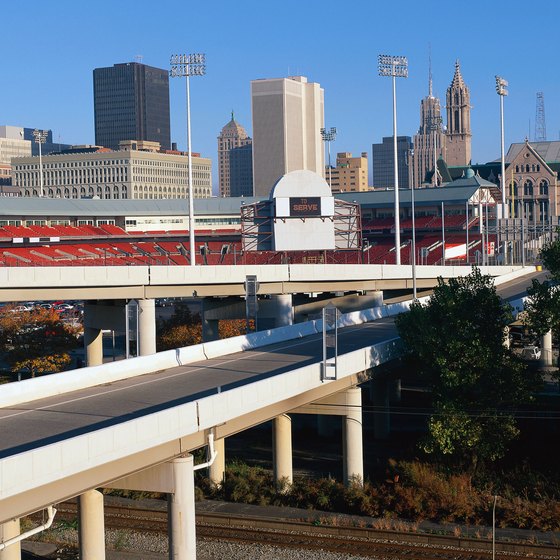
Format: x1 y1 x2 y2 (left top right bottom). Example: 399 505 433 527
156 302 252 351
0 305 79 378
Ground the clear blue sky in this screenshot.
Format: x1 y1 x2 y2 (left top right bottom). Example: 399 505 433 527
3 0 560 191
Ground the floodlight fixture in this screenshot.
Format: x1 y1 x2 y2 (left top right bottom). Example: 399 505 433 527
169 53 207 266
495 75 508 96
378 55 408 78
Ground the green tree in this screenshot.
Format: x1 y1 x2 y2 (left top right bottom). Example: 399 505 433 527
395 267 538 471
523 236 560 372
0 306 79 378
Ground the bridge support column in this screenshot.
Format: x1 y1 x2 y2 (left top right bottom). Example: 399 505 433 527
273 414 292 489
541 330 553 367
202 318 220 342
372 378 390 440
84 327 103 367
209 437 225 486
342 387 363 486
0 519 21 560
138 299 156 356
168 455 196 560
272 294 293 327
78 489 105 560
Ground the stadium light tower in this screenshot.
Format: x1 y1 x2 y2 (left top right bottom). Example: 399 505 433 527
170 53 206 266
321 127 337 189
496 76 508 218
378 54 408 265
32 129 48 197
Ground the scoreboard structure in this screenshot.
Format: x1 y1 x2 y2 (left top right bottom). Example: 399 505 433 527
241 169 360 253
272 172 335 251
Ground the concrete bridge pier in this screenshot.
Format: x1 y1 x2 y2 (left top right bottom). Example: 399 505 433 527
273 414 293 489
103 456 198 560
78 489 105 560
0 519 21 560
258 294 293 330
342 387 363 486
271 294 293 327
84 326 103 367
209 437 226 486
168 456 197 560
541 330 553 367
138 298 156 356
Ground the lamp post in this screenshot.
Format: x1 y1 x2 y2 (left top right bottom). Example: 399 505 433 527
495 76 508 216
170 53 206 266
378 54 408 265
32 129 48 198
320 127 337 189
496 76 508 264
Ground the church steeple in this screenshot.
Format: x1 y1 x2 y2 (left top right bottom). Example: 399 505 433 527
445 60 471 166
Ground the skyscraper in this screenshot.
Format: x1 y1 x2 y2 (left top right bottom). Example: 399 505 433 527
93 62 171 151
412 65 446 186
251 76 324 197
372 136 412 189
445 61 471 167
217 113 252 197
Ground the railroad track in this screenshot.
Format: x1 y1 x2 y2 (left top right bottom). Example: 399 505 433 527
35 501 560 560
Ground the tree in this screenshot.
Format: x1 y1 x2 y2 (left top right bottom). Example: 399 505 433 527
395 267 539 470
523 236 560 372
0 306 79 378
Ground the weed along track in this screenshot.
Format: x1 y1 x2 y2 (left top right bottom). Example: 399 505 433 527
33 500 560 560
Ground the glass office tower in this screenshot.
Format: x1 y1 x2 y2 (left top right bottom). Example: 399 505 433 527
93 62 171 151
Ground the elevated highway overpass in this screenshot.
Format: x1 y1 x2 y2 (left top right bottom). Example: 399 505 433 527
0 266 542 559
0 263 528 302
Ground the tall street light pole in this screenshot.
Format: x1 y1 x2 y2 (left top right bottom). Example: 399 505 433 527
32 129 48 198
170 53 206 266
411 151 417 299
320 127 337 189
379 54 408 265
496 75 508 264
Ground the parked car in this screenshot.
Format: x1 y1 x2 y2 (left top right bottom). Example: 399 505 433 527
55 303 74 311
521 346 541 361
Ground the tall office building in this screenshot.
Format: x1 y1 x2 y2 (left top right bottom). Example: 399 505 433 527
217 114 252 197
251 76 324 197
371 136 412 189
93 62 171 151
445 61 471 167
14 144 211 200
412 69 446 186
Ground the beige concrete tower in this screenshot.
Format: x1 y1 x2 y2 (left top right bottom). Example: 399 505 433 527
217 113 252 197
445 61 472 167
251 76 324 197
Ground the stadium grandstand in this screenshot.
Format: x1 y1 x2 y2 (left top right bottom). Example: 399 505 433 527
0 172 501 267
